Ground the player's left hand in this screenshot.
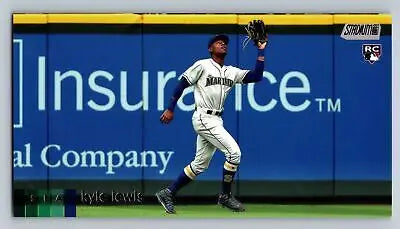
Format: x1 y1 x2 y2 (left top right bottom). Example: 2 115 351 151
245 20 268 48
160 109 174 124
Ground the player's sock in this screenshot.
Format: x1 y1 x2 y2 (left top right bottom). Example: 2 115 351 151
222 161 238 194
168 165 196 195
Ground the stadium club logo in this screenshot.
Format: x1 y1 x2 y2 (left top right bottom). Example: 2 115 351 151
341 24 381 40
362 44 382 64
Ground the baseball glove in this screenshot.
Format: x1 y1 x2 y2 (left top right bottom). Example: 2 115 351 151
243 19 269 48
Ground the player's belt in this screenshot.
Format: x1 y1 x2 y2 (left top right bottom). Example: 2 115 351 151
206 110 223 116
195 107 223 116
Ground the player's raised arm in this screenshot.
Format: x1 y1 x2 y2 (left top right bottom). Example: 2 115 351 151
160 77 191 124
242 41 266 84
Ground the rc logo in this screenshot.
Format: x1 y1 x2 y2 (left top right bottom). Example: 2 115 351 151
13 39 24 128
362 44 382 64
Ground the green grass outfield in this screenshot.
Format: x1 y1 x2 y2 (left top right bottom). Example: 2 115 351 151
77 204 391 218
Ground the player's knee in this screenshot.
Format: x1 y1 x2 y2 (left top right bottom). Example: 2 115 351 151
228 154 241 165
227 148 241 165
189 162 209 175
224 149 241 172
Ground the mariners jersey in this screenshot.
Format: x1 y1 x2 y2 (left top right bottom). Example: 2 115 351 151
182 58 249 111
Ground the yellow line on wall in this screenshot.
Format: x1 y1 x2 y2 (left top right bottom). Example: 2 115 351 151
47 14 142 24
238 14 333 25
142 14 237 24
12 14 392 25
13 14 47 24
334 14 391 24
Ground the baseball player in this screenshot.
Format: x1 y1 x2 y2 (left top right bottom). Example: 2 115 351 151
156 34 266 213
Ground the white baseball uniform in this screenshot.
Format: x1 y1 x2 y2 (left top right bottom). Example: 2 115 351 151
181 58 250 178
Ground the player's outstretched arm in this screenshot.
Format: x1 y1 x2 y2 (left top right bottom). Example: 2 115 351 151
160 78 191 124
242 41 266 84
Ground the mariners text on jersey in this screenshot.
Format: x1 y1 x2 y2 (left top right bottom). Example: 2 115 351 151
182 58 249 110
205 76 234 87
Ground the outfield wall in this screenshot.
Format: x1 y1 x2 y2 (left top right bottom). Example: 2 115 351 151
12 14 392 197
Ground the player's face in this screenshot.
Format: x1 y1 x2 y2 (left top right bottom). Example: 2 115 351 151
209 40 228 55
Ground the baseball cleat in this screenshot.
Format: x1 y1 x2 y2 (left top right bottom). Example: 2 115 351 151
155 188 176 214
218 193 245 212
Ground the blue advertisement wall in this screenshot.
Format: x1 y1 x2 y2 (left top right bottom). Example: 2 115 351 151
334 35 392 181
238 33 334 181
12 14 391 197
46 32 144 180
13 34 48 180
